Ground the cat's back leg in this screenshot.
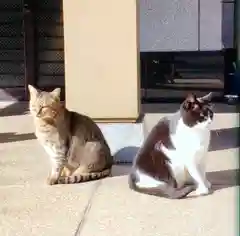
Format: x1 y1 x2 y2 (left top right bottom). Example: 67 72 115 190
128 168 195 199
70 112 113 170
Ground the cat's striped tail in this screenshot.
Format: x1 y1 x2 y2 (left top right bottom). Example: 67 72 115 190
57 168 111 184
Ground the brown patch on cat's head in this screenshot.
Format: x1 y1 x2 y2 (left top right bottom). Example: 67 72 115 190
180 92 214 127
28 85 63 124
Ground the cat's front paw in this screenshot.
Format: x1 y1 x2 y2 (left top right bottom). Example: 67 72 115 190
195 185 210 196
47 176 58 185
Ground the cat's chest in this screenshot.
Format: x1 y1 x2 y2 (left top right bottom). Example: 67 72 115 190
171 124 210 150
35 128 68 158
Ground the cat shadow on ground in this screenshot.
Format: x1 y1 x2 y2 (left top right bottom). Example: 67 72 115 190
186 168 239 199
111 146 239 197
0 132 36 144
207 168 239 191
112 166 239 193
209 127 239 151
111 146 138 177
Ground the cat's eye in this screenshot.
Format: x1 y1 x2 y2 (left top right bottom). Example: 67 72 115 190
183 101 192 110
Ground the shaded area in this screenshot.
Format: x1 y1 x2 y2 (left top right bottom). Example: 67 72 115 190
0 102 29 117
0 132 36 143
141 101 239 114
0 88 26 102
207 168 239 191
112 166 239 191
140 51 226 106
221 1 234 50
112 165 132 177
112 146 139 176
113 146 140 164
209 127 239 151
112 167 239 194
186 168 239 199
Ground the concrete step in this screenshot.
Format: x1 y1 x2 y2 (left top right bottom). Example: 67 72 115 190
1 101 239 164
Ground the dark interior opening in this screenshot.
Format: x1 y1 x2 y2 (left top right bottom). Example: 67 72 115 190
0 0 65 101
140 49 236 103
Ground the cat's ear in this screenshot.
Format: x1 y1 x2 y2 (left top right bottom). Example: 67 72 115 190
50 88 61 98
28 84 38 97
198 92 213 102
186 93 196 102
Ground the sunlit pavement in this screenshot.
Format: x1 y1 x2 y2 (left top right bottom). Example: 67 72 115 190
0 102 238 236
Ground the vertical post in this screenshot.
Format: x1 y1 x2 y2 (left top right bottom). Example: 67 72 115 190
235 0 240 68
23 0 36 100
63 0 140 121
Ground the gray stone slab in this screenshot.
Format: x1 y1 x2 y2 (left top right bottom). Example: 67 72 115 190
0 106 238 236
0 112 99 236
0 184 97 236
76 149 238 236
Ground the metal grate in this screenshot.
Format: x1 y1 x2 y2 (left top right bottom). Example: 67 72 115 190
38 50 64 62
0 62 24 74
38 37 64 50
0 0 24 88
37 25 63 37
0 50 23 61
0 0 23 10
37 0 63 10
36 0 64 88
39 63 64 75
35 13 63 24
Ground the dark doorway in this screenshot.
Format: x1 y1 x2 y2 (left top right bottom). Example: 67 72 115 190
0 0 24 101
140 51 227 103
35 0 65 99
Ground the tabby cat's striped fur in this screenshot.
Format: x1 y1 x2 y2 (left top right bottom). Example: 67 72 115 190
28 85 113 185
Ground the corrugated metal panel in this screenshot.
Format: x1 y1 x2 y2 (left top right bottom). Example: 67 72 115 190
139 0 198 52
199 0 234 50
36 0 64 88
0 0 24 88
140 0 235 52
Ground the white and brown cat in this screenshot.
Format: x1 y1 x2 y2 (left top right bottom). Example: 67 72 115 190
129 92 214 199
28 85 113 185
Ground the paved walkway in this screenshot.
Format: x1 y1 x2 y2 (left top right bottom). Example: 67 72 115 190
0 104 238 236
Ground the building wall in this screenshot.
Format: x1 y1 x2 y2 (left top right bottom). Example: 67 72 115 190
140 0 235 52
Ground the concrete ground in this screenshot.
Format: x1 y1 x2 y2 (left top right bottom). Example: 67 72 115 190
0 102 239 236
